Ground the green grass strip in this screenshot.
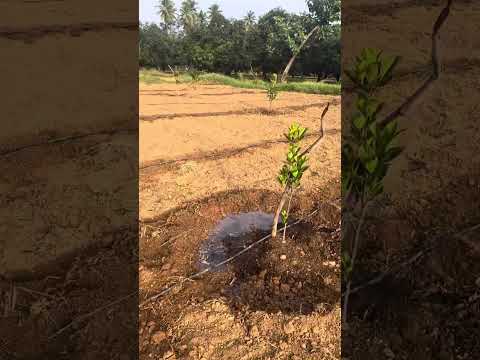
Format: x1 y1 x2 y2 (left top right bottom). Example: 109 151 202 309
139 69 340 95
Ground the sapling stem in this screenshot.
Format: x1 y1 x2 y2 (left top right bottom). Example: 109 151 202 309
342 200 371 324
282 188 294 243
272 189 288 238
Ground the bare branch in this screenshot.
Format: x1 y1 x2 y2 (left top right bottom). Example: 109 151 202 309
300 102 329 157
378 0 452 128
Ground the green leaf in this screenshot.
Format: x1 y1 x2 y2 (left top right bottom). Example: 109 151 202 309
363 48 381 63
384 120 397 135
369 181 384 196
366 63 380 84
353 114 367 129
366 137 375 147
356 96 367 112
357 59 368 73
380 55 399 82
358 145 368 161
365 99 381 118
365 158 378 173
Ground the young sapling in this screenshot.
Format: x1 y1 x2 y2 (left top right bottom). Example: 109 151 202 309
266 73 279 112
341 48 403 324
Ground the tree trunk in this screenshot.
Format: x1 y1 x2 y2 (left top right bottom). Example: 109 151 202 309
280 25 320 83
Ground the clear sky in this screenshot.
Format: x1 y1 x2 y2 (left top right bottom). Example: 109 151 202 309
140 0 309 24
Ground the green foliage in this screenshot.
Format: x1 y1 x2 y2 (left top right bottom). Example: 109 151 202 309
274 121 315 240
266 73 279 107
188 69 201 81
277 123 309 188
139 2 340 79
180 0 200 33
341 49 403 311
276 80 339 95
307 0 341 26
157 0 176 31
272 14 307 55
344 48 399 94
342 49 402 205
188 69 201 88
139 23 176 69
139 70 341 95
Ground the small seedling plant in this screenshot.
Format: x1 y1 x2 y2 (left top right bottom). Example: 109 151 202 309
275 123 309 241
168 65 181 84
188 69 201 89
266 73 279 112
271 104 329 240
341 48 403 324
173 72 180 85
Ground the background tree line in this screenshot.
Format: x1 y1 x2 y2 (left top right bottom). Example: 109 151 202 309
140 0 340 81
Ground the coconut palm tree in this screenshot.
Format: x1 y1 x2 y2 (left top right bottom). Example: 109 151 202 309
208 4 227 30
157 0 176 32
243 11 256 32
180 0 199 33
198 10 207 27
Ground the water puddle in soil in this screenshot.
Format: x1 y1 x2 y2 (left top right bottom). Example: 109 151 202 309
198 212 282 272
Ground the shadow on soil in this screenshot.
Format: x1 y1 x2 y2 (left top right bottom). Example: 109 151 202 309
139 129 339 172
139 99 338 121
341 184 480 359
0 229 138 359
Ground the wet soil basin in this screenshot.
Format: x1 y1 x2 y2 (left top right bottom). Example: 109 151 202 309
198 211 282 272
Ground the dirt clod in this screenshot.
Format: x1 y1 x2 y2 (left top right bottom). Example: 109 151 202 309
151 331 167 344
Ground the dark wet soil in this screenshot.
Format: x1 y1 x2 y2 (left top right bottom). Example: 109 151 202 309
139 188 342 359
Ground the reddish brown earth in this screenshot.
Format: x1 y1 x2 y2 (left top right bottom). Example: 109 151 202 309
139 83 342 359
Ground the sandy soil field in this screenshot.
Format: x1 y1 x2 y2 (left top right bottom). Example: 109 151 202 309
139 82 342 359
